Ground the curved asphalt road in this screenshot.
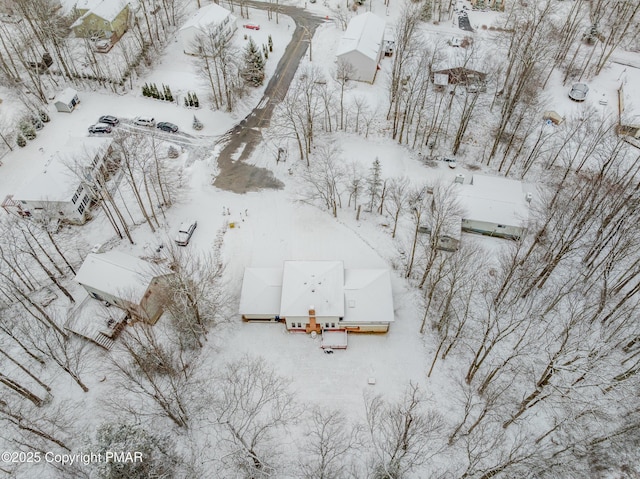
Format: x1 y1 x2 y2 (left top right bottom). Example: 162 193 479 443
213 2 325 193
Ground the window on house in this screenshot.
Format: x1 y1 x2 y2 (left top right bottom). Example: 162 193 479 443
78 203 86 214
497 225 505 228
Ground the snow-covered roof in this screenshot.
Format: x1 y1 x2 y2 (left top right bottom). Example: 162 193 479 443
458 174 529 227
180 3 233 33
336 12 385 61
13 137 112 203
71 0 127 27
280 261 345 318
91 0 128 21
75 251 168 303
75 0 102 11
343 269 394 323
238 268 283 315
55 87 78 104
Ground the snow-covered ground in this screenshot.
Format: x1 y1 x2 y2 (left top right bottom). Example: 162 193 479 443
1 0 640 476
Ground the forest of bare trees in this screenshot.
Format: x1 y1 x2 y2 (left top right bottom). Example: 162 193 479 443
0 0 638 477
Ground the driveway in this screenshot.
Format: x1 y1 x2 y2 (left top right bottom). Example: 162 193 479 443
213 2 325 193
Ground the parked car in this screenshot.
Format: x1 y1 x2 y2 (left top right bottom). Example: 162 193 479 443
243 24 260 30
442 157 457 169
99 115 119 126
448 37 462 47
134 116 155 127
569 83 589 102
175 220 197 246
157 122 179 133
88 123 112 134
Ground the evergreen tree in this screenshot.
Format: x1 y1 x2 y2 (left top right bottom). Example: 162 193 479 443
19 120 36 140
192 92 199 108
142 83 149 97
241 37 265 87
367 158 382 212
268 34 273 52
262 44 269 59
192 115 203 130
167 145 180 158
16 134 26 147
94 422 177 479
184 95 189 107
163 84 174 102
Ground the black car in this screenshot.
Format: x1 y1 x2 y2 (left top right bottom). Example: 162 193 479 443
98 115 119 126
88 123 112 134
157 122 178 133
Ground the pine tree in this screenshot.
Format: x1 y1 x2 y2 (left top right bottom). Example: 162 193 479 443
163 84 173 102
367 158 382 212
19 120 36 140
262 44 269 59
167 145 180 158
192 115 203 130
241 37 265 86
94 423 177 479
268 34 273 52
192 92 199 108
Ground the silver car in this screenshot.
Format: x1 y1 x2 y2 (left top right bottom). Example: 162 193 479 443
569 83 589 102
175 220 197 246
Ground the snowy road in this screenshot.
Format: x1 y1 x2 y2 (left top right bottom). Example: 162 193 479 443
212 2 326 194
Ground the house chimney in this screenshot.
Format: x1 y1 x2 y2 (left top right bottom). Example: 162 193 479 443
308 306 318 334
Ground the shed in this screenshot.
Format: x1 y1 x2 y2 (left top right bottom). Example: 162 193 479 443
336 12 385 83
54 87 80 112
179 3 237 55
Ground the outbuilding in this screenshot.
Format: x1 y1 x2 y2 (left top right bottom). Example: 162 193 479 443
54 87 80 113
336 12 385 83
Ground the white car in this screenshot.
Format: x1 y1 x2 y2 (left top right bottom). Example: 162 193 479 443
448 37 463 47
134 116 155 127
443 157 457 169
175 220 197 246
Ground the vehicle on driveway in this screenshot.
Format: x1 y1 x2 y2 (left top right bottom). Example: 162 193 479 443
175 220 197 246
157 122 179 133
443 157 457 169
448 37 462 47
99 115 119 126
569 83 589 102
88 123 112 134
243 24 260 30
134 116 155 127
